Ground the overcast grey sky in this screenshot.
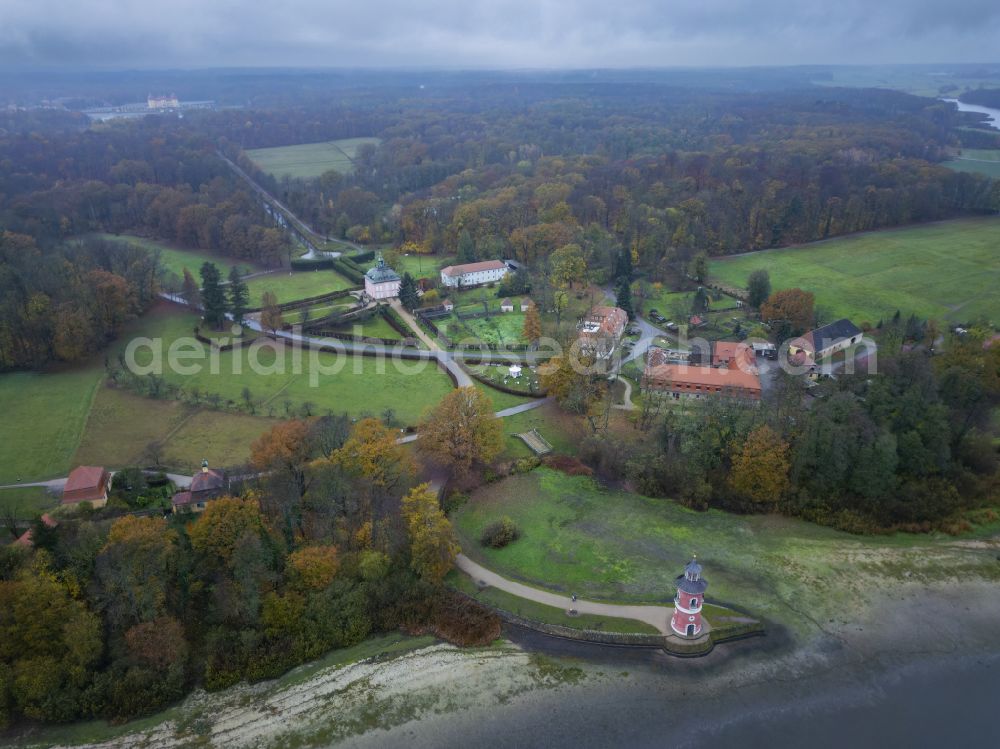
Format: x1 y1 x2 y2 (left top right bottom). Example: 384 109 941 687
1 0 999 69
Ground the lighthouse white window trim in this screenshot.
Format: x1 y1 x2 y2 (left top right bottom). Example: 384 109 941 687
689 616 695 622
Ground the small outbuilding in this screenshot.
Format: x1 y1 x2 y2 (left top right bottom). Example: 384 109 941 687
500 298 514 312
62 466 111 508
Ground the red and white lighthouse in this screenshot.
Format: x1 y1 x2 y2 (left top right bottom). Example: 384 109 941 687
671 557 708 638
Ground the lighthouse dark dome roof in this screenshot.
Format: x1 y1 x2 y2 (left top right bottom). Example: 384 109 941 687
676 558 708 594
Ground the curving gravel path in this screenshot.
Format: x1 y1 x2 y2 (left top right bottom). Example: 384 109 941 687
455 553 673 634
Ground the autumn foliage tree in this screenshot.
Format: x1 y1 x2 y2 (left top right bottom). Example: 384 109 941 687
286 545 340 591
401 483 459 584
418 387 504 477
188 496 269 564
260 291 283 336
728 425 791 505
761 288 815 337
522 303 542 344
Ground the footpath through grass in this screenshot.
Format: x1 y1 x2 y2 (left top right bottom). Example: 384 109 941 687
447 571 661 634
710 217 1000 325
451 468 1000 637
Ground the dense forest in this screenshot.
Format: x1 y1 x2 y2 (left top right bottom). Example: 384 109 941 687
0 416 494 728
959 88 1000 108
218 85 999 270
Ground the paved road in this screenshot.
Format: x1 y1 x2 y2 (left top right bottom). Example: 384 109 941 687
455 554 673 634
395 398 551 445
217 152 362 255
0 471 193 492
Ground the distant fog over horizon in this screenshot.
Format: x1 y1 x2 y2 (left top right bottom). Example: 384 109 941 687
2 0 1000 71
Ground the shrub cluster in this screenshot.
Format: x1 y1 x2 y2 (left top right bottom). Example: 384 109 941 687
480 516 521 548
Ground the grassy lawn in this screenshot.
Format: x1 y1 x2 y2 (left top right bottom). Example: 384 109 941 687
944 149 1000 179
245 138 382 179
394 253 455 280
73 386 278 474
85 233 260 279
123 310 453 426
245 269 356 307
322 313 403 340
451 467 1000 638
0 365 104 484
710 217 1000 325
496 402 584 459
283 300 356 326
0 487 60 520
447 570 661 634
471 381 535 414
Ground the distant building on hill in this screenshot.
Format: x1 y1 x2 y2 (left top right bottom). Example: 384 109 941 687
440 260 509 288
500 298 514 312
790 319 863 361
172 460 227 513
364 253 401 300
671 558 708 638
62 466 111 508
147 94 179 109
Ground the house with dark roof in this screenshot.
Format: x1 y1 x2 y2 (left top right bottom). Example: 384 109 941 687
172 460 227 513
500 298 514 312
364 254 401 300
62 466 111 508
790 319 863 361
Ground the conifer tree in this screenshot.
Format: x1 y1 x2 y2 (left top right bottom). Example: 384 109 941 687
227 266 249 326
199 262 227 329
399 272 420 311
615 277 636 320
181 267 201 308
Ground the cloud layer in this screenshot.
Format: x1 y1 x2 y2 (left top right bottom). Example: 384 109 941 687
2 0 999 69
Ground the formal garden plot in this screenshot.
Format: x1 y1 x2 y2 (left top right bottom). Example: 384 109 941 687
468 362 542 393
710 217 1000 324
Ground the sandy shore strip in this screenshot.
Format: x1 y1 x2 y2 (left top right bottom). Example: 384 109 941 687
15 575 998 749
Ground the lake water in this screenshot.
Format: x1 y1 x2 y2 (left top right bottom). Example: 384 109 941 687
943 98 1000 130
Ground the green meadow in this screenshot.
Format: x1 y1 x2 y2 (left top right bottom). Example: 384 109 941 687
124 310 453 426
245 268 356 307
451 468 1000 637
0 365 103 485
710 217 1000 325
246 138 382 179
943 149 1000 179
85 233 259 279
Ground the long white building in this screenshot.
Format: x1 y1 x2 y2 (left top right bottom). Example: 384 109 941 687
440 259 509 288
